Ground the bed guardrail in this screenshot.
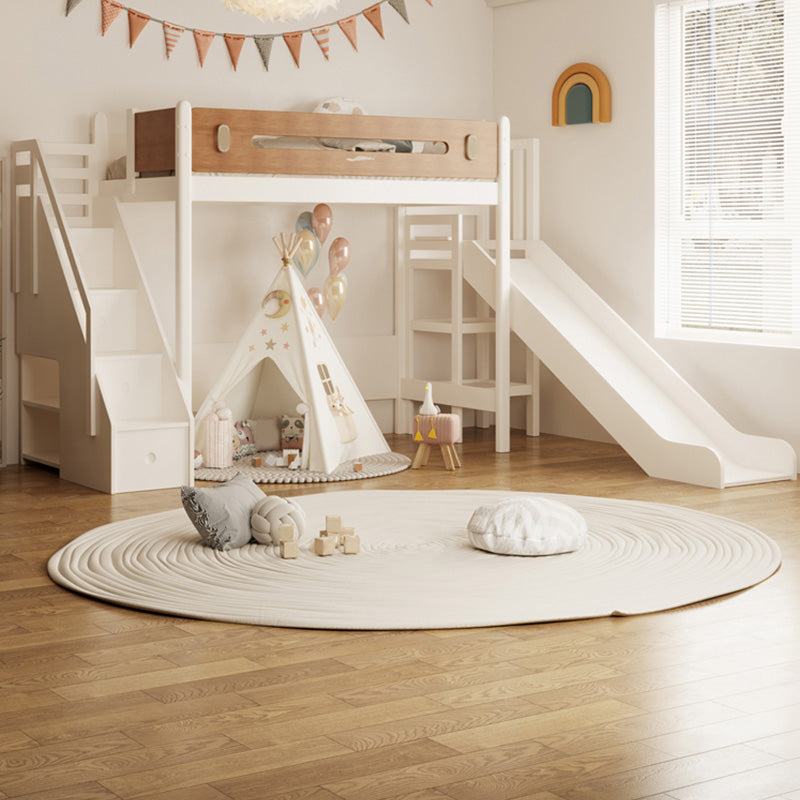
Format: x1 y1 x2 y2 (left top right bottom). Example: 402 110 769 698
133 105 500 180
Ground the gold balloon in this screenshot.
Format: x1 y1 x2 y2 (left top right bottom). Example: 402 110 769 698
292 229 318 277
323 274 347 320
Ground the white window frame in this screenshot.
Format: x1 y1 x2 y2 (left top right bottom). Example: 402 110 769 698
654 0 800 348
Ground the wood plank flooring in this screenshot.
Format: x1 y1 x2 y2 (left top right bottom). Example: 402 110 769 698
1 430 799 800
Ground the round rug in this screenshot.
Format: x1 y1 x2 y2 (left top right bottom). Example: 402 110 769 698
47 490 781 630
194 451 410 484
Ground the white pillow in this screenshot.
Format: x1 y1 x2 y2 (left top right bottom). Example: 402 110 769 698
467 496 587 556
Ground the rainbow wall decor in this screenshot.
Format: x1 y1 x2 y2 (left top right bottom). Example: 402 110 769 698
552 63 611 126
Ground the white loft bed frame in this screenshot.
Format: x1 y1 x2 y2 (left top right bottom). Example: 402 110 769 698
101 101 526 461
10 101 536 492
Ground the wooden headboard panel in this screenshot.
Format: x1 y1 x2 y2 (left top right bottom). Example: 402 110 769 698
134 106 499 180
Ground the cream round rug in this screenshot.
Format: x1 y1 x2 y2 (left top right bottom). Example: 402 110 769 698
47 490 781 630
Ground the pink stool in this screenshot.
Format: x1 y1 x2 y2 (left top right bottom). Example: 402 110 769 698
411 414 462 471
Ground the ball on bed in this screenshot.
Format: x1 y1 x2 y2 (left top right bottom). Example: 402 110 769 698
467 496 587 556
313 97 366 117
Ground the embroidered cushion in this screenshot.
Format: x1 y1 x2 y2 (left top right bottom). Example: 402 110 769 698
181 474 264 551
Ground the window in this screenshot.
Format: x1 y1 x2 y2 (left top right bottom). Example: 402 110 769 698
655 0 800 345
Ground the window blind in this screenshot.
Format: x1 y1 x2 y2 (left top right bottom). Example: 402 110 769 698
655 0 800 345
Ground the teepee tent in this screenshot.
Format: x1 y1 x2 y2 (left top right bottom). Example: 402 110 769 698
194 242 390 474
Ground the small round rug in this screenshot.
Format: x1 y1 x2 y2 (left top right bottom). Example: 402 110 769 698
47 490 781 630
194 451 410 484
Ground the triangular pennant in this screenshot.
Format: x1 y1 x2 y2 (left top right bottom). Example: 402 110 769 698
127 9 149 47
163 21 184 59
425 0 432 4
363 4 384 39
283 30 303 68
65 0 85 16
254 34 275 70
101 0 124 36
311 26 330 61
337 16 358 51
194 29 215 67
388 0 410 23
224 33 246 70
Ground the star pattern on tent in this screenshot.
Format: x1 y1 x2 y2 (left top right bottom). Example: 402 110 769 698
265 339 276 350
261 328 267 336
283 342 290 349
249 344 255 351
281 322 290 333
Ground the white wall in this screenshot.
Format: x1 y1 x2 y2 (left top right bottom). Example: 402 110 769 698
1 0 495 440
493 0 800 458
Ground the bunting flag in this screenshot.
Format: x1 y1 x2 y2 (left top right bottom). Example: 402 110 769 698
254 34 274 70
224 33 246 70
101 0 124 35
363 4 385 39
127 8 149 46
337 16 358 51
388 0 410 23
194 29 215 67
163 21 183 59
70 0 433 72
311 26 331 60
283 30 303 68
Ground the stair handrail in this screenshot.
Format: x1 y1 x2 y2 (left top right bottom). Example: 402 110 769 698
12 139 96 437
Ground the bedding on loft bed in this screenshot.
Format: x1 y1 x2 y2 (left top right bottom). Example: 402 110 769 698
109 105 499 183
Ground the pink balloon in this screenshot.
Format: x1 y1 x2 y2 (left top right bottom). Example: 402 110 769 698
307 287 326 318
328 237 350 276
312 204 333 244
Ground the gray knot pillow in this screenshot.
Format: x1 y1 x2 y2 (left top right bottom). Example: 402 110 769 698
467 496 587 556
181 474 264 551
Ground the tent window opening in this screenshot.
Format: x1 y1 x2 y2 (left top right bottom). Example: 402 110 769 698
317 363 335 397
655 0 800 346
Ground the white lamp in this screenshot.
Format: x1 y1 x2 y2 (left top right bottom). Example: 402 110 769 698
219 0 340 22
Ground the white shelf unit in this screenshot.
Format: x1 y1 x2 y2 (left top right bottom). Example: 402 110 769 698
20 354 61 468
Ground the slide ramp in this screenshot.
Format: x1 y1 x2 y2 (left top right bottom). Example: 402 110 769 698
464 240 796 488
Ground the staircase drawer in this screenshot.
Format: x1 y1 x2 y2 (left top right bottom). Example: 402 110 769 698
113 425 188 493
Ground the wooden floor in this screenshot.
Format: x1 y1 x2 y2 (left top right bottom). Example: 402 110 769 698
2 430 800 800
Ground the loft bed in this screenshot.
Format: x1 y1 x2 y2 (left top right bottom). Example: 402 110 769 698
99 101 517 470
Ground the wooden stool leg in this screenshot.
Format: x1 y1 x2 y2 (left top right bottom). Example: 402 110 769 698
451 444 462 468
441 444 455 470
411 442 430 469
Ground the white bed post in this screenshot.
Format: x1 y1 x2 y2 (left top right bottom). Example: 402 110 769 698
175 101 194 482
495 117 511 452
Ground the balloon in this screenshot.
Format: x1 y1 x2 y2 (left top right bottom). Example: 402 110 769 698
328 237 350 276
292 229 318 277
295 211 313 233
323 274 347 320
312 204 333 244
307 287 326 318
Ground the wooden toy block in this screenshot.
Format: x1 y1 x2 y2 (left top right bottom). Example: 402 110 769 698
314 536 335 556
342 535 360 554
252 456 262 467
280 540 299 559
354 462 363 471
325 514 342 533
277 523 296 543
340 526 355 537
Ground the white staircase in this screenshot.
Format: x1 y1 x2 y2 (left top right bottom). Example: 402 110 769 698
12 135 191 493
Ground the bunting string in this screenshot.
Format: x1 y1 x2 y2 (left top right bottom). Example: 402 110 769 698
66 0 431 71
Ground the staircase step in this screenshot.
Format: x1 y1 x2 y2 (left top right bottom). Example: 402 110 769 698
70 227 115 288
86 288 138 352
96 353 168 422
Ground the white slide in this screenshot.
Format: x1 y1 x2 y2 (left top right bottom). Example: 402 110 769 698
463 240 797 487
